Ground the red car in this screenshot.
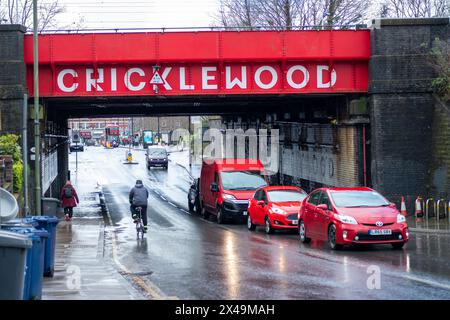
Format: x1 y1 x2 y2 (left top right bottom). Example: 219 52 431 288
298 187 409 250
247 186 307 234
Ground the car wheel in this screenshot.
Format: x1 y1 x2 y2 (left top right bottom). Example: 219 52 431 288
147 165 151 170
299 220 311 243
391 242 405 250
265 217 273 234
217 207 224 224
188 200 194 212
201 203 210 220
328 224 343 250
247 215 256 231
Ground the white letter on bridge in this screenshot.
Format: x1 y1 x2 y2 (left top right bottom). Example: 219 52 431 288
86 68 104 92
180 67 195 90
202 67 217 90
254 66 278 90
287 65 309 89
57 69 78 93
226 66 247 89
317 65 337 88
161 67 172 90
124 68 146 91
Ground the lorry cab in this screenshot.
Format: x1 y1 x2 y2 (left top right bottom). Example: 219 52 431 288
199 158 268 224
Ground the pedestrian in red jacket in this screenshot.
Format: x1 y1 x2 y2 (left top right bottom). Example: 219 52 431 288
60 181 79 221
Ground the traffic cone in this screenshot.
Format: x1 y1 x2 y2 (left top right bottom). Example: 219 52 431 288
400 196 407 216
415 196 423 222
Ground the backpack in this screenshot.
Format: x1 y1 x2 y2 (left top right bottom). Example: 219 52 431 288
64 187 73 199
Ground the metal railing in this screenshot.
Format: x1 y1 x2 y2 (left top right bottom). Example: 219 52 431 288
414 196 450 228
25 24 369 35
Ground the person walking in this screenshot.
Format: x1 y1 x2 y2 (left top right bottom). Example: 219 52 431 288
129 179 149 232
60 180 79 221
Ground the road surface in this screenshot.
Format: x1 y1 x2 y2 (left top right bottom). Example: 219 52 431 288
69 146 450 299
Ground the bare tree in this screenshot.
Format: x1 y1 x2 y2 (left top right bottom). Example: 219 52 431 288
215 0 260 30
254 0 299 30
308 0 371 28
378 0 450 18
214 0 371 30
0 0 66 31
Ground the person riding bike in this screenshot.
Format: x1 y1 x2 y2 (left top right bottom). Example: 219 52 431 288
129 179 149 232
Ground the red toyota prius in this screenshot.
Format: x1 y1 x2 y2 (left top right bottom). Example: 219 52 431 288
247 186 307 234
298 187 409 250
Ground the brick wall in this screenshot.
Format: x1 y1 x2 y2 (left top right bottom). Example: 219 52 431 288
0 25 27 135
0 155 13 192
279 123 363 192
369 18 449 207
430 100 450 199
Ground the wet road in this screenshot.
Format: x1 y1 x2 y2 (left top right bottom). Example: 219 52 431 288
70 147 450 299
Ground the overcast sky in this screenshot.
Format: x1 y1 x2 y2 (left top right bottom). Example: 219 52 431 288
50 0 220 30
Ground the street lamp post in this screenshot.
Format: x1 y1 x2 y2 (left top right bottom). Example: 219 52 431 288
33 0 42 215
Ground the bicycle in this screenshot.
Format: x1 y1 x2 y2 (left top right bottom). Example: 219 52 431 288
133 206 145 239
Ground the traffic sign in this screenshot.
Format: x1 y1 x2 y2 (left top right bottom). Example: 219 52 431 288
150 71 164 84
72 131 80 143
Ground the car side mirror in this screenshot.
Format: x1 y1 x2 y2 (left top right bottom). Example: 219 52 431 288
389 202 396 208
210 182 219 192
257 200 265 206
317 204 328 211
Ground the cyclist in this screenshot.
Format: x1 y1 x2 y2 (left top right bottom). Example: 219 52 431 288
129 179 149 232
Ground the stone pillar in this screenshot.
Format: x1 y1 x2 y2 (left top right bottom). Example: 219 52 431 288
0 25 27 135
369 18 449 208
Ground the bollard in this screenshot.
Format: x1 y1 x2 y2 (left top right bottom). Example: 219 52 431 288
448 201 450 226
415 196 424 222
425 198 435 220
436 199 446 220
425 198 435 229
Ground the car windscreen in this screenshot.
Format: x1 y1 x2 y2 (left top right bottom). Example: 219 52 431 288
220 171 267 191
330 191 390 207
147 148 167 157
267 190 306 202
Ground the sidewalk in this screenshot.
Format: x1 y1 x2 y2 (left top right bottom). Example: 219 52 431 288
407 215 450 234
42 171 144 300
167 148 201 179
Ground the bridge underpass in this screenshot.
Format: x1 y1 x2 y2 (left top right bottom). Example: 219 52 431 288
41 90 368 200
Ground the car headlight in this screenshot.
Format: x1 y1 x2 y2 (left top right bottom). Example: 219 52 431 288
222 194 236 200
397 214 406 223
334 214 358 225
270 207 286 214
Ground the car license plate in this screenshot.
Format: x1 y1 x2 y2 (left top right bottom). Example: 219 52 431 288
369 229 392 235
243 211 248 216
292 220 298 225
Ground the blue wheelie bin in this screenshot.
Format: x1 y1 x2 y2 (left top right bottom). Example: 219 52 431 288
26 216 59 277
2 227 48 300
1 218 39 229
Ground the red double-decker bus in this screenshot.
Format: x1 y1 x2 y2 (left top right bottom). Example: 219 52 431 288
104 124 120 148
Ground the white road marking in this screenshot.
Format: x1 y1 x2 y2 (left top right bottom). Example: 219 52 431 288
403 275 450 291
168 202 178 208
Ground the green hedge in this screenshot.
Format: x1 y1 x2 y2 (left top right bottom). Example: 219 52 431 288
0 134 23 193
